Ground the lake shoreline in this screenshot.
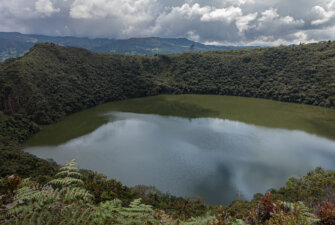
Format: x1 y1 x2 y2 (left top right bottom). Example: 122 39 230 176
26 94 335 146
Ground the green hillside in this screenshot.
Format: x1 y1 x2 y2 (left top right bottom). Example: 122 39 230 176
1 42 335 124
0 42 334 224
1 41 335 174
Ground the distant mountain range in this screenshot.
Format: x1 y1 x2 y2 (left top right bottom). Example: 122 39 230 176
0 32 260 62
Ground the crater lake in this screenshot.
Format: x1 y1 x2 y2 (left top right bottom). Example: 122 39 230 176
25 95 335 204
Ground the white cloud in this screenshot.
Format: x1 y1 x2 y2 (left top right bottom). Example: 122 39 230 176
259 8 279 22
256 8 304 33
226 0 255 6
187 30 200 41
166 3 210 20
280 16 294 24
0 0 60 19
281 16 304 25
0 0 333 46
0 0 34 19
158 4 258 34
294 31 308 42
201 7 242 22
311 3 335 25
35 0 60 17
236 12 258 32
206 31 317 47
70 0 156 21
69 0 158 36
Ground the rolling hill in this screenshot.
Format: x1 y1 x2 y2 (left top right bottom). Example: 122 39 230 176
0 32 260 62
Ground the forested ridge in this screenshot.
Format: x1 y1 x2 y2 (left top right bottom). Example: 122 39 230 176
0 42 335 224
1 41 335 125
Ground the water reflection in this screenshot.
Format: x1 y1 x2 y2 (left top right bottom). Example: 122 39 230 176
25 112 335 204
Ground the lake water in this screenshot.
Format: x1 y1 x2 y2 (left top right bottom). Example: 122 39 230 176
25 111 335 204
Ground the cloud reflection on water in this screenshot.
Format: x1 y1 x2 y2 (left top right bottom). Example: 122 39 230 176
25 112 335 204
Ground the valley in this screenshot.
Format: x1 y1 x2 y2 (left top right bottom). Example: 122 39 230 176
1 42 335 224
24 95 335 204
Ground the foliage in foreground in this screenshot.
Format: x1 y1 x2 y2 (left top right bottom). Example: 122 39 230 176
80 170 209 219
1 160 334 225
0 160 158 224
270 167 335 208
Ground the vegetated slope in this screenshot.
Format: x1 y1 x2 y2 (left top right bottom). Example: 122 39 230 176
0 43 335 223
1 41 335 124
1 41 335 178
0 43 161 124
0 160 334 224
0 32 259 61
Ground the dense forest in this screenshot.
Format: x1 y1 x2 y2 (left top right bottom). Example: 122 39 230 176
0 42 335 224
1 41 335 124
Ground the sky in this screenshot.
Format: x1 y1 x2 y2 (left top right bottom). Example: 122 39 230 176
1 0 335 46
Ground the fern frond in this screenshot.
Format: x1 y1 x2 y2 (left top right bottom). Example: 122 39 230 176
58 159 80 172
63 187 93 203
18 178 36 188
48 177 84 188
6 205 33 217
55 171 81 179
48 160 84 189
179 215 216 225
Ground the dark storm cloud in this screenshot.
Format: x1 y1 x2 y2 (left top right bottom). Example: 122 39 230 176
1 0 335 45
